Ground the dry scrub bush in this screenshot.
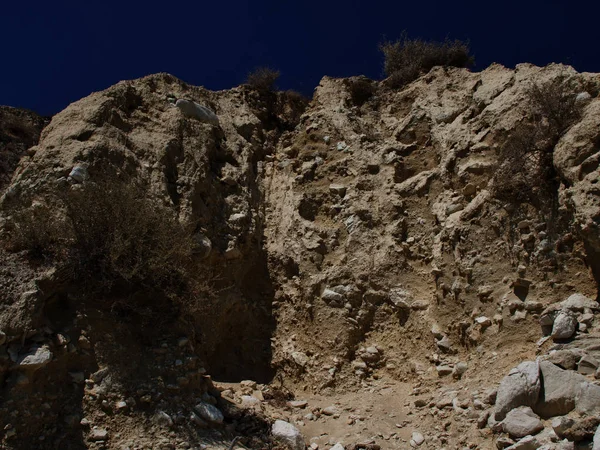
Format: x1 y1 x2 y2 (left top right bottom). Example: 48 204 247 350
5 203 66 260
7 179 196 299
64 180 194 295
275 90 309 129
529 75 582 137
380 32 474 88
493 76 583 209
345 77 376 107
246 67 280 92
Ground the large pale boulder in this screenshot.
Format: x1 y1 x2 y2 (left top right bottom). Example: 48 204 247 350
272 420 304 450
175 99 219 125
495 361 541 420
535 360 600 418
551 311 577 340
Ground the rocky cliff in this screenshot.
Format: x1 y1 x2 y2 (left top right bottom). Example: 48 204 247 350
1 64 600 449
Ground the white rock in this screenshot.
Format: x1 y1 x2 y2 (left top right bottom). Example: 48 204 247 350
505 435 540 450
175 99 219 125
69 165 89 183
536 360 600 417
453 362 468 379
329 444 345 450
272 420 304 450
578 355 599 375
321 289 344 306
436 335 453 353
551 416 574 439
241 395 261 408
193 402 224 424
89 428 109 441
410 431 425 446
291 351 309 367
18 346 53 371
552 312 577 340
436 365 453 376
475 316 492 327
576 92 592 103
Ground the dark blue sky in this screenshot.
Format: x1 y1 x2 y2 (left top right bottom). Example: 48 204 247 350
2 0 599 116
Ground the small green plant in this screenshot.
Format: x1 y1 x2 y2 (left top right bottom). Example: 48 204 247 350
380 32 474 88
246 67 280 92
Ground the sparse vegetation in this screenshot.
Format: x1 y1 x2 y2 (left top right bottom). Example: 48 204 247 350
7 178 196 298
275 90 309 129
380 32 474 88
246 67 280 92
346 77 376 107
529 75 582 137
493 75 583 211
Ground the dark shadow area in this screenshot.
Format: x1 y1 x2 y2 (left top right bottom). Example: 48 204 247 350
206 250 276 384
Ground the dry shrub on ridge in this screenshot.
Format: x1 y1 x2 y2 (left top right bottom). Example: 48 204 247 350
380 32 474 88
493 75 583 209
345 77 377 107
246 67 281 92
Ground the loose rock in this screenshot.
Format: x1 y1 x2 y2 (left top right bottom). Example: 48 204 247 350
272 420 304 450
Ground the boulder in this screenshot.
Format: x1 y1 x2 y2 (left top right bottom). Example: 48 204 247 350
578 355 599 375
495 361 540 420
552 416 575 439
17 346 53 371
193 402 224 424
545 349 584 370
535 361 577 417
175 99 219 125
535 360 600 418
502 407 544 439
594 424 600 450
552 312 577 340
272 420 304 450
561 293 596 312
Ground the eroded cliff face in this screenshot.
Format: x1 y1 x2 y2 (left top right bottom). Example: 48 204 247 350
265 64 600 388
0 64 599 449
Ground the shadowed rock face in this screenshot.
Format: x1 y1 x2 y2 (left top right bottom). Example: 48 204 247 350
0 106 48 191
